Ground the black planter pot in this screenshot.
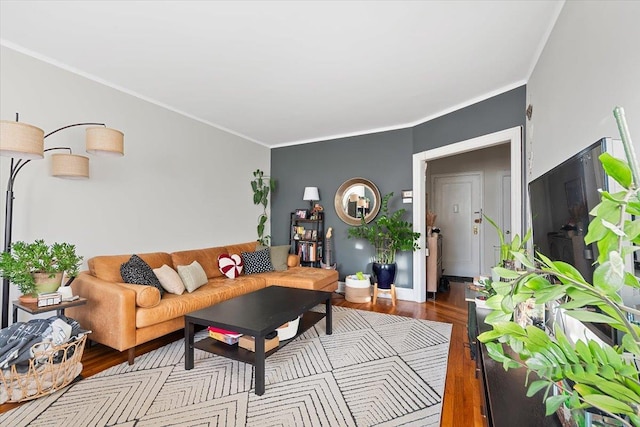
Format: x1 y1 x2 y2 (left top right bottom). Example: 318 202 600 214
372 262 396 289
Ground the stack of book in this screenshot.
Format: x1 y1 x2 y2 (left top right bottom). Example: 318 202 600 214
207 326 242 345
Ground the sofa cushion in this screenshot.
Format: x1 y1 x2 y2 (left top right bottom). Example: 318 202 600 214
153 264 185 295
171 247 228 279
118 282 161 308
177 261 208 292
218 254 243 279
242 248 274 274
258 266 338 291
120 255 165 297
135 276 266 328
89 252 172 282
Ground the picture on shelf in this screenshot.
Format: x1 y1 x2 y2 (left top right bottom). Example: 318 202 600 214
311 230 317 240
304 229 313 240
295 209 308 219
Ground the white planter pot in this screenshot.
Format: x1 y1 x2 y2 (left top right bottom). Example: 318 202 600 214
345 274 371 303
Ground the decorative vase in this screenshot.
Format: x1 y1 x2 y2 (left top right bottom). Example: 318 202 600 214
33 272 64 294
372 262 396 290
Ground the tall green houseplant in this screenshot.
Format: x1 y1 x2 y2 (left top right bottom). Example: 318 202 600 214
478 107 640 426
347 192 420 264
251 169 276 246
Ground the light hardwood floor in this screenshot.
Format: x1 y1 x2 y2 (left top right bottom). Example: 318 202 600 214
0 281 485 425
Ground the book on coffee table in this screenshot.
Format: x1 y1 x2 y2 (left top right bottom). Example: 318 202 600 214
207 326 242 345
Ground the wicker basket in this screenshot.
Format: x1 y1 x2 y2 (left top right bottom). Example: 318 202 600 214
0 334 87 403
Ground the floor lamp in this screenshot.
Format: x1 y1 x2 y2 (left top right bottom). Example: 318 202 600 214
0 114 124 328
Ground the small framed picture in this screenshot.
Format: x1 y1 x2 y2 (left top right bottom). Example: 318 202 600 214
304 229 313 240
295 209 308 219
311 230 318 240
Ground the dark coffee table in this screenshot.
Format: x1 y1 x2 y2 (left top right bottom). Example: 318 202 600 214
184 286 332 395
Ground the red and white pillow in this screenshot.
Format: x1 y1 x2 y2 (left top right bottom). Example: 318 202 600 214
218 253 244 279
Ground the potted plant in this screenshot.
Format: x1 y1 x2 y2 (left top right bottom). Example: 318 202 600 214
347 192 420 289
251 169 276 246
0 239 83 302
477 107 640 426
484 214 532 270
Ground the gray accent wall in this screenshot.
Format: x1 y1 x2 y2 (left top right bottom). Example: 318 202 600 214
272 86 526 289
271 128 414 286
413 86 526 152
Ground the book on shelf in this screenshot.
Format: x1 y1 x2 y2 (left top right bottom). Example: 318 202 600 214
207 326 242 345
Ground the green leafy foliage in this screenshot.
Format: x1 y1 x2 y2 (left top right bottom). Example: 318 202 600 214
0 240 83 296
347 192 420 264
477 108 640 426
251 169 276 246
484 214 532 265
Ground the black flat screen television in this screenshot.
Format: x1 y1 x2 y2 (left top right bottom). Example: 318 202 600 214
528 138 615 344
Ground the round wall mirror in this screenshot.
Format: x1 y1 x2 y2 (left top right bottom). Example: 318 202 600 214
334 178 381 225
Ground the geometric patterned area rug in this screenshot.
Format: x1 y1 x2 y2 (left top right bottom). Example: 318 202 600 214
0 306 452 427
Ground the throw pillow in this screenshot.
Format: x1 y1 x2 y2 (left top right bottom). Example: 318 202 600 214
177 261 208 292
241 248 274 275
120 254 165 297
256 244 291 271
218 253 243 279
153 264 185 295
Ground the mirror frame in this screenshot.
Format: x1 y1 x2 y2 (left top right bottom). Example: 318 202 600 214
334 177 381 225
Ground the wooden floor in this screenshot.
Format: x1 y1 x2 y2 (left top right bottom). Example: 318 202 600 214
0 282 485 425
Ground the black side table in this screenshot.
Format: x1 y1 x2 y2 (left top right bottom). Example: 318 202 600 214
12 297 88 323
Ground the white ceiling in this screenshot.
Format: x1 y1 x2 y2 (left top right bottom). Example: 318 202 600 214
0 1 564 147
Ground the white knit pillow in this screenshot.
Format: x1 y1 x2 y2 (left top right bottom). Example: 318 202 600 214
177 261 208 292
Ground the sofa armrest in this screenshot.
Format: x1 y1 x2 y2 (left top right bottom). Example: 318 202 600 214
287 254 300 267
66 271 137 352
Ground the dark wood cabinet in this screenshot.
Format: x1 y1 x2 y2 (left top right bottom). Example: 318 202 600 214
289 211 324 267
469 299 562 427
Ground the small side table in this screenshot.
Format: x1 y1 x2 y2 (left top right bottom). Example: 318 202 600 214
12 297 88 323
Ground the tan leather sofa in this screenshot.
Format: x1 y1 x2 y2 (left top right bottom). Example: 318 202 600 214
66 241 338 364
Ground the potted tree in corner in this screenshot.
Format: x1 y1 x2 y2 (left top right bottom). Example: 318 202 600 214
0 240 83 303
348 192 420 290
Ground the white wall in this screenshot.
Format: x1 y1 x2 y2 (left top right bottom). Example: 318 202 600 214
426 144 511 274
0 47 270 313
527 1 640 181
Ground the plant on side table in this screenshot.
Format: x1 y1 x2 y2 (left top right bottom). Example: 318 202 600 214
347 192 420 289
0 239 83 302
484 214 532 270
478 107 640 426
251 169 276 246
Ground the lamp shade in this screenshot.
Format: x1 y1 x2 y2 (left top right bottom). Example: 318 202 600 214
0 120 45 159
86 127 124 156
51 154 89 179
303 186 320 201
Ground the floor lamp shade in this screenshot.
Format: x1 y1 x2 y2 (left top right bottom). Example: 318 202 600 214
0 120 45 159
51 153 90 178
86 127 124 156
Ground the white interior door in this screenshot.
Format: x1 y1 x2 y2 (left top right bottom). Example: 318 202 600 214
432 172 482 277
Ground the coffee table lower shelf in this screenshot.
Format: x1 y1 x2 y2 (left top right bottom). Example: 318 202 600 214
193 311 324 364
